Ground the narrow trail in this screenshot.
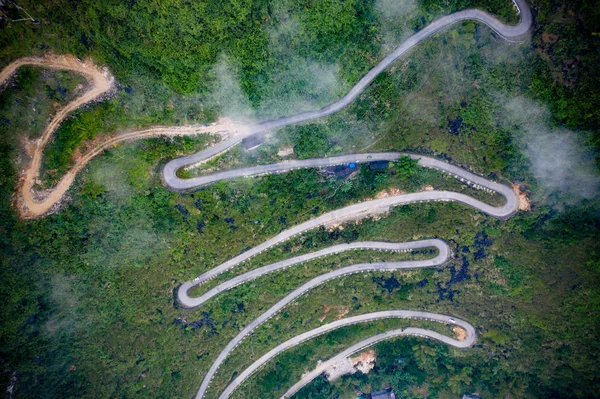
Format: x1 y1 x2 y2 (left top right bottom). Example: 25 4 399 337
2 54 114 218
0 54 249 218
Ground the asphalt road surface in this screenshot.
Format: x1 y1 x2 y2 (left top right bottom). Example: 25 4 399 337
222 311 476 399
171 1 532 397
161 0 531 191
187 241 451 395
177 153 517 307
180 240 446 308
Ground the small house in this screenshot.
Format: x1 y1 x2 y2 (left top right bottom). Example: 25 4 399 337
370 389 394 399
242 135 264 151
369 160 389 170
322 165 354 178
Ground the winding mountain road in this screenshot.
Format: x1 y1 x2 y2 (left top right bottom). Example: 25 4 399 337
279 317 474 399
223 311 476 399
280 323 468 398
180 240 444 308
161 0 531 188
1 0 530 221
186 240 457 399
170 1 531 398
2 0 532 398
179 155 518 306
180 155 516 399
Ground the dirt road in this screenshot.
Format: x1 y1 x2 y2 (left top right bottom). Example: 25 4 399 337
0 54 249 218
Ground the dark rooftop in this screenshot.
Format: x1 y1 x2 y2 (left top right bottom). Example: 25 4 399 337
369 160 389 170
242 135 264 150
370 389 392 399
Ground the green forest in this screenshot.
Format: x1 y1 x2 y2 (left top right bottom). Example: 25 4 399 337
1 0 599 398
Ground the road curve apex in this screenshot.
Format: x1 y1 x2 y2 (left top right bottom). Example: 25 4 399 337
161 0 532 188
219 311 476 399
178 239 449 308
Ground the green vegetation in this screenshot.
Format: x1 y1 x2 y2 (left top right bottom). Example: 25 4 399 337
1 0 600 398
0 66 87 140
3 0 523 181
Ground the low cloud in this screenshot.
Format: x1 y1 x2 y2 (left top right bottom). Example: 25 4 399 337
375 0 420 53
506 97 599 201
210 54 255 123
209 12 343 122
258 9 342 117
44 274 82 336
89 160 132 201
523 128 598 199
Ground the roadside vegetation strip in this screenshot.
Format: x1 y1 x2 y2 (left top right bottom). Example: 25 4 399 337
278 320 475 399
180 239 446 308
165 152 510 193
218 311 475 399
178 159 517 304
195 245 452 399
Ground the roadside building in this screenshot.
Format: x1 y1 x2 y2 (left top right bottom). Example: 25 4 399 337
370 389 395 399
368 160 389 170
242 135 264 151
321 165 354 178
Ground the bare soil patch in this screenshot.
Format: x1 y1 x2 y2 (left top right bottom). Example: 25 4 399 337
1 54 248 218
453 326 468 341
277 145 294 157
542 31 559 44
324 349 376 381
318 305 351 322
351 349 376 374
375 187 404 199
512 183 531 211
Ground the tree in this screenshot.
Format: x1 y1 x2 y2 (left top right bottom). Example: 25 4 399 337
374 173 388 186
340 180 353 193
395 156 418 179
390 370 416 399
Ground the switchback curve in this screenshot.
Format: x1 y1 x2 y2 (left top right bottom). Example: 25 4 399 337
278 312 475 399
179 153 517 397
178 156 517 307
194 241 454 399
180 240 444 309
220 311 476 399
161 0 531 188
176 1 531 397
